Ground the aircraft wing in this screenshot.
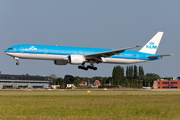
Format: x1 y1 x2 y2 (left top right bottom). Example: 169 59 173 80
84 46 141 58
147 54 173 58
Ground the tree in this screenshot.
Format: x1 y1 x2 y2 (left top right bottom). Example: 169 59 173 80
128 66 131 80
56 77 63 85
128 66 133 87
145 73 160 87
161 77 173 80
112 66 124 85
107 77 112 86
74 76 81 87
120 67 124 85
50 74 57 85
60 79 65 89
139 66 144 80
50 74 57 79
134 65 138 80
126 66 129 80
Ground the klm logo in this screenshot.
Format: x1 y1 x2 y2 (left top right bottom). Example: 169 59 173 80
29 46 37 50
146 42 157 49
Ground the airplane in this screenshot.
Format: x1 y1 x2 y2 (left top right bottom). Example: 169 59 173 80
5 32 173 71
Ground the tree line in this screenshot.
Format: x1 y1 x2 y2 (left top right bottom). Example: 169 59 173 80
51 75 112 89
112 65 162 88
51 65 173 89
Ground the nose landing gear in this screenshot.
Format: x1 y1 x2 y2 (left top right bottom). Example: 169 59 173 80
14 57 20 65
16 62 20 65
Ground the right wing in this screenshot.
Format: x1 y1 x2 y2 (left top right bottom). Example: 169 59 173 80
84 46 141 59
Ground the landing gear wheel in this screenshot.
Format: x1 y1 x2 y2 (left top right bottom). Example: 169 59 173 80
16 62 20 65
93 67 97 70
84 67 88 71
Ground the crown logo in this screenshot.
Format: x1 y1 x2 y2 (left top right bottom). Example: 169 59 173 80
149 42 154 45
29 46 37 50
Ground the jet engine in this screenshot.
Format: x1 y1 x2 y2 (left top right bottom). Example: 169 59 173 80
54 60 68 65
69 55 86 65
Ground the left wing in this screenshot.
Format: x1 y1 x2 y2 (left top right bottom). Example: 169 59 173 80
147 54 173 58
84 46 141 58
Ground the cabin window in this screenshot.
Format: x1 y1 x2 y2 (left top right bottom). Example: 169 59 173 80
8 48 13 50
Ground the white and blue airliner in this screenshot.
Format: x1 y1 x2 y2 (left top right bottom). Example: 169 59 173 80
5 32 172 70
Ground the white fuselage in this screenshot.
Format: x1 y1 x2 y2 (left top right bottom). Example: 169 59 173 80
5 52 148 64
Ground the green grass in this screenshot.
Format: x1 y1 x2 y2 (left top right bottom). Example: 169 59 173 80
0 91 180 120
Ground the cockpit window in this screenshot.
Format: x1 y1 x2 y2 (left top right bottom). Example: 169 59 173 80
8 48 13 50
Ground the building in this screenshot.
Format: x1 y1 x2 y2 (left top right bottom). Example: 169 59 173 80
79 81 87 86
154 80 180 89
51 85 60 89
67 84 75 88
0 74 52 89
173 77 180 80
94 80 101 86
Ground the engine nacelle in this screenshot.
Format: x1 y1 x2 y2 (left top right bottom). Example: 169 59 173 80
69 55 86 65
54 60 68 65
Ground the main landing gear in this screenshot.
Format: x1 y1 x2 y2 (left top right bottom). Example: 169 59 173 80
78 63 97 71
14 57 20 65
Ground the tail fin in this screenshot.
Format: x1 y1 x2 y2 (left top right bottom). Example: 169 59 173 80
139 32 164 54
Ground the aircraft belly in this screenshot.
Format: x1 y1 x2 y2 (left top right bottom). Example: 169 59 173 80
103 58 147 64
6 53 68 60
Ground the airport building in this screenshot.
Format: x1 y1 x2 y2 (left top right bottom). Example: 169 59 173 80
154 80 180 89
0 74 52 89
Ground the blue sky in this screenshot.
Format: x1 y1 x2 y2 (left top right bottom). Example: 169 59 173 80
0 0 179 78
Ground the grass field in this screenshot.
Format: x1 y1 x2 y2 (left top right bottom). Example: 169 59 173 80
0 91 180 120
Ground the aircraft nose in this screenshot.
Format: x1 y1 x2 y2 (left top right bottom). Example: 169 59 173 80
4 51 12 56
4 50 7 54
5 52 6 54
4 49 9 55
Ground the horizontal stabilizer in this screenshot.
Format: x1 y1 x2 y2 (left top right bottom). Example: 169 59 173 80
147 54 173 58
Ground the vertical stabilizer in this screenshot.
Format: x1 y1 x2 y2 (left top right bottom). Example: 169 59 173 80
139 32 164 54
